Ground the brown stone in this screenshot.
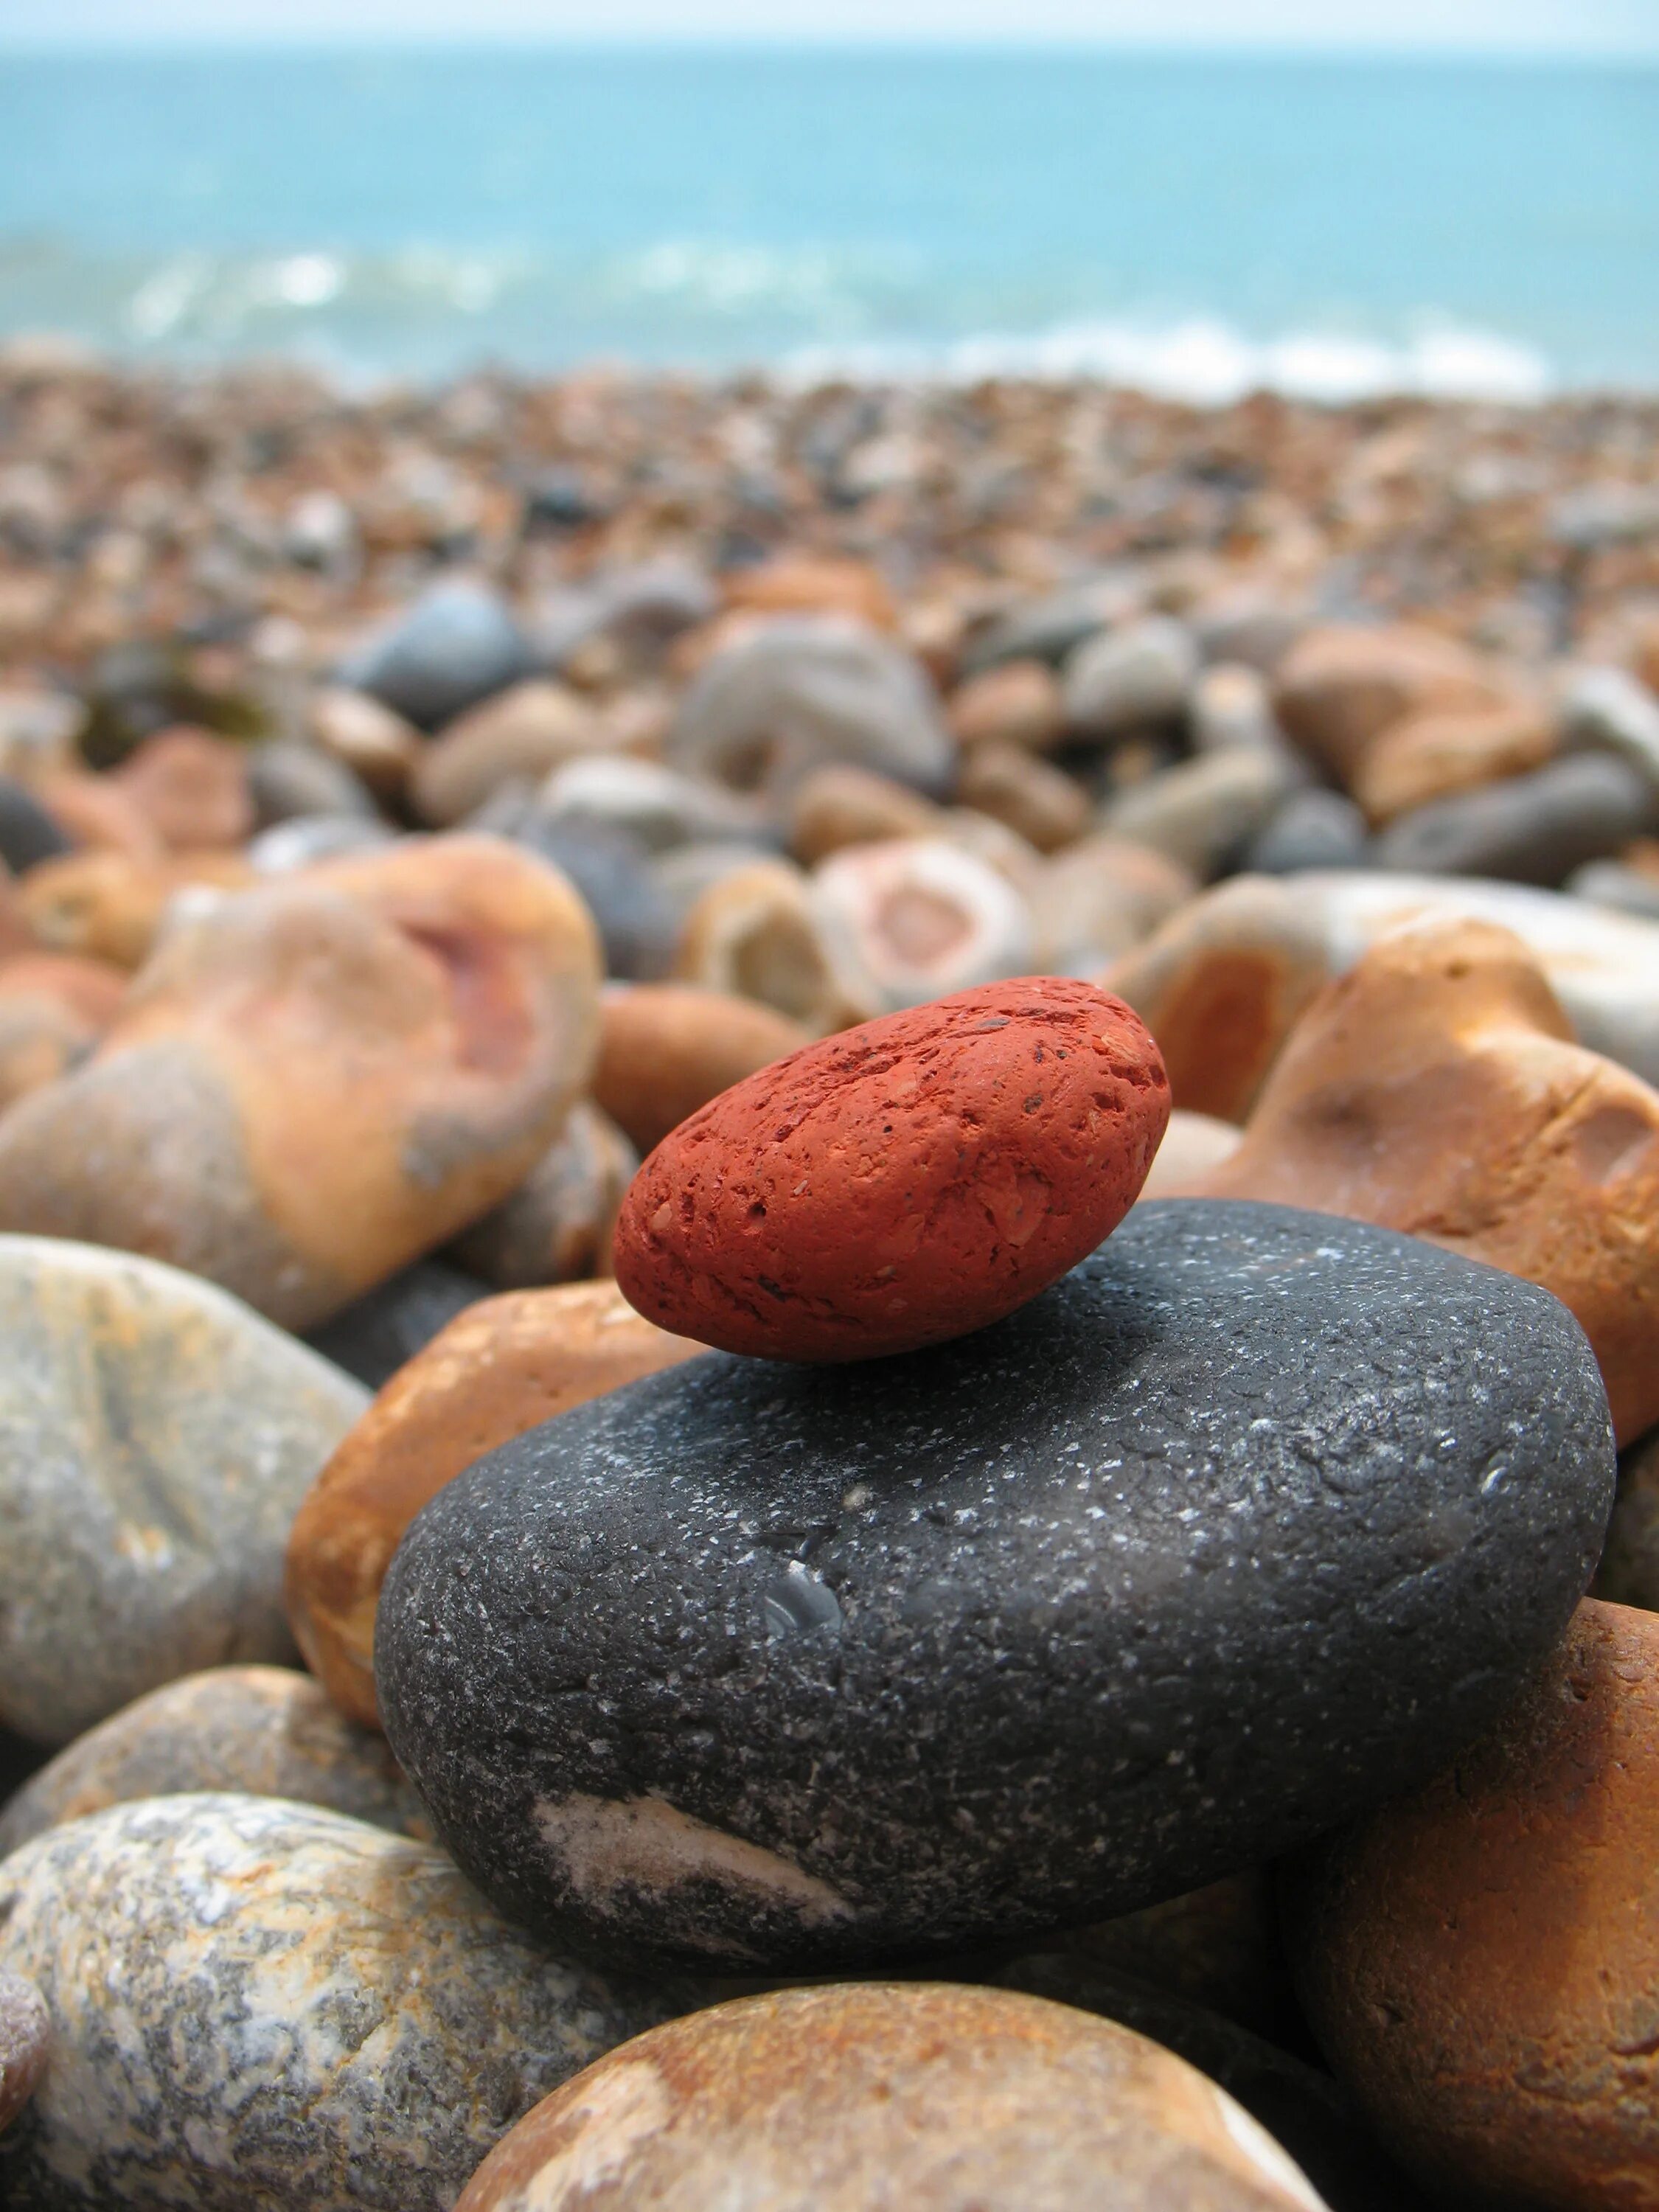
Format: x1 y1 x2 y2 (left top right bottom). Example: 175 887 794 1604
454 1983 1328 2212
1141 1108 1245 1196
957 742 1091 853
1284 1599 1659 2212
0 1970 49 2136
18 849 255 968
947 658 1066 752
309 684 422 802
450 1099 638 1287
1594 1427 1659 1615
33 769 164 860
111 725 254 850
723 556 897 631
413 680 608 827
1020 1871 1282 2039
0 835 601 1329
1353 700 1557 826
787 763 942 867
1099 876 1335 1122
1636 622 1659 700
673 858 846 1034
1178 917 1659 1443
0 1664 429 1857
594 983 810 1155
285 1280 703 1728
1273 624 1511 785
0 950 125 1110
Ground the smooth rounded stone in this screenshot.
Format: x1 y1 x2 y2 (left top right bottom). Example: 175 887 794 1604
946 658 1067 752
1569 857 1659 922
288 1282 702 1728
1190 664 1286 754
111 726 254 851
787 761 942 866
1242 790 1370 874
1062 616 1199 739
246 738 379 829
1559 662 1659 796
449 1102 637 1289
593 984 810 1157
0 776 72 874
982 1958 1422 2212
1141 1108 1243 1198
724 553 898 631
538 754 772 857
667 617 954 805
413 680 607 827
1352 700 1556 826
0 1972 49 2138
246 813 400 873
18 849 254 969
33 768 164 861
616 977 1166 1362
1284 1600 1659 2211
1590 1427 1659 1613
960 572 1147 677
1102 876 1337 1121
649 839 775 936
0 1794 696 2212
810 837 1034 1022
507 812 677 982
1183 918 1659 1444
957 742 1091 853
1271 624 1509 785
1105 746 1302 881
1029 833 1197 970
1192 592 1309 675
339 577 536 731
307 685 422 804
305 1257 489 1390
378 1200 1613 1974
0 1666 428 1857
534 560 717 675
0 1237 366 1747
0 836 602 1330
673 858 845 1033
0 953 125 1113
1374 754 1654 886
453 1983 1329 2212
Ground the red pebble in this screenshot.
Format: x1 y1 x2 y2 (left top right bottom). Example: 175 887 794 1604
613 975 1170 1361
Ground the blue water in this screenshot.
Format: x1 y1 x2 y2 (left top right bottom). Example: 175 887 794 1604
1 47 1658 395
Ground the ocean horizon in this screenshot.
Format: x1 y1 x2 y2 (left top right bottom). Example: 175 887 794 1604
2 44 1657 401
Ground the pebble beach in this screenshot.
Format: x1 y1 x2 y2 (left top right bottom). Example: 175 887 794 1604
0 344 1657 2209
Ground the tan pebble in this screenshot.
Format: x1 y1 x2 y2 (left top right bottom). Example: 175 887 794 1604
947 658 1066 752
957 741 1091 853
1353 700 1557 825
111 725 254 851
414 680 610 827
673 858 847 1034
1273 623 1511 785
593 983 810 1154
787 762 942 866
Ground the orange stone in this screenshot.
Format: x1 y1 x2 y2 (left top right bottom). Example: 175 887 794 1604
594 983 810 1155
111 726 254 851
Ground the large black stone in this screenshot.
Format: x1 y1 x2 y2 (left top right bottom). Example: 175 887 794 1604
377 1200 1614 1975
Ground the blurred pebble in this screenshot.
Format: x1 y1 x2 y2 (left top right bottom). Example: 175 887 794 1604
449 1101 638 1289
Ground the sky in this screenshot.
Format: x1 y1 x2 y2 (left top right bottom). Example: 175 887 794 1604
3 0 1657 51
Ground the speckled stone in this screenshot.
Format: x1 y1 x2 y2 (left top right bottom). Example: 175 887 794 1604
0 1666 428 1858
454 1983 1328 2212
378 1200 1613 1975
0 1972 49 2138
0 1238 367 1747
0 1793 698 2211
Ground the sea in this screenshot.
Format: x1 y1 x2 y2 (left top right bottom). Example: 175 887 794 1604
1 45 1658 400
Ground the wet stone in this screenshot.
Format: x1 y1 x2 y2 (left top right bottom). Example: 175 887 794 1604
378 1199 1613 1975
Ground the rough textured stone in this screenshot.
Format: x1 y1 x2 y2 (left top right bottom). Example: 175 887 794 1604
593 984 810 1157
0 1666 427 1856
379 1200 1613 1973
449 1102 637 1290
809 838 1035 1023
0 1972 48 2138
614 976 1168 1361
289 1281 702 1729
453 1984 1328 2212
0 836 602 1329
667 618 953 804
1181 919 1659 1443
0 1794 695 2212
0 1237 365 1746
1284 1600 1659 2212
1374 754 1653 886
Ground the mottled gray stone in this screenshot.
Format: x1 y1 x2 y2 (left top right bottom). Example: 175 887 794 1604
378 1200 1613 1975
0 1972 49 2137
0 1238 367 1746
1374 754 1653 886
0 1793 697 2211
1245 790 1371 874
341 580 535 731
667 618 953 804
1062 616 1199 737
0 1666 428 1859
1104 745 1302 880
